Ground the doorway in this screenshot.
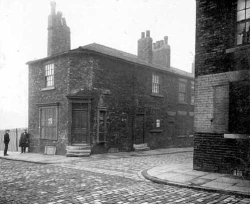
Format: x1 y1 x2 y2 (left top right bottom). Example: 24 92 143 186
71 103 89 144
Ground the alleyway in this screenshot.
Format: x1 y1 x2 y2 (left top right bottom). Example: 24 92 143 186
0 152 249 204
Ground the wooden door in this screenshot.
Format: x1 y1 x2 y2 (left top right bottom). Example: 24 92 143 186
167 122 175 146
134 114 144 144
71 104 88 144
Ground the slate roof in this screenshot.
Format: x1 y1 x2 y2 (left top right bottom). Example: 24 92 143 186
27 43 194 78
80 43 193 78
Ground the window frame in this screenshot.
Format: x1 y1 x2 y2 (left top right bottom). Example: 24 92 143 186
178 80 187 103
39 104 59 140
152 74 160 94
191 81 195 105
237 0 250 45
97 108 107 143
45 63 55 88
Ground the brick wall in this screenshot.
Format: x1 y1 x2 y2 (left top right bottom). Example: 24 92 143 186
195 0 236 76
195 0 250 176
194 133 249 174
28 51 194 154
28 56 70 155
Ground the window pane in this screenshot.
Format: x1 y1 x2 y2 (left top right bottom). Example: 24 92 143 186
40 107 57 140
237 10 246 21
237 22 245 45
238 0 246 11
247 0 250 8
246 8 250 19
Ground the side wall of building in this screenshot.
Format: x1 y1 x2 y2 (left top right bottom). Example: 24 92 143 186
28 57 70 155
195 0 250 175
92 54 194 151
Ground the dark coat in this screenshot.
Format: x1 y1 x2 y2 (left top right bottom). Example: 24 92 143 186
4 133 10 144
19 132 29 147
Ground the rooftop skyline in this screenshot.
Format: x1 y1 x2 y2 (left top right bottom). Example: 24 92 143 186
0 0 196 129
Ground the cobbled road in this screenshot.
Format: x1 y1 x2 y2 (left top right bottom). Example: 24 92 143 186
1 152 250 204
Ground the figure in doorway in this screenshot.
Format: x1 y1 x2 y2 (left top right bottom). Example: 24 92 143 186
19 129 29 153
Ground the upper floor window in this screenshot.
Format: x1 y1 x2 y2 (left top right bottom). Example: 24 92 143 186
237 0 250 45
152 74 160 94
191 81 194 105
179 81 187 103
45 63 54 87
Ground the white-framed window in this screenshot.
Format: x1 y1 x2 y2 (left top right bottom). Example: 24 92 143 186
39 106 58 140
45 63 54 87
191 81 194 105
179 82 187 103
237 0 250 45
156 119 160 128
152 74 160 94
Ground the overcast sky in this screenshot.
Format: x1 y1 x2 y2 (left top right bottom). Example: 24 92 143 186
0 0 196 129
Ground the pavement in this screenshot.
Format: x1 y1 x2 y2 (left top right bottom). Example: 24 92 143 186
1 147 250 198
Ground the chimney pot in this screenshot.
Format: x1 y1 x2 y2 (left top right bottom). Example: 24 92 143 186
146 30 150 37
156 41 160 49
141 32 145 39
160 40 164 47
153 43 156 49
164 36 168 44
57 11 63 18
50 1 56 15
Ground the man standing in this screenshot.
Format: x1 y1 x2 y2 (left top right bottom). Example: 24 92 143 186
4 130 10 156
19 129 29 153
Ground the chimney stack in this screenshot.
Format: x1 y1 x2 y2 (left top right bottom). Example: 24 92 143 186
137 30 153 63
152 35 171 68
47 1 71 56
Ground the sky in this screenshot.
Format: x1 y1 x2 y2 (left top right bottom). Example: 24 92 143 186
0 0 196 129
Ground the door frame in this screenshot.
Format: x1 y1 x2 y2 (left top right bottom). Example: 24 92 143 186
67 98 91 146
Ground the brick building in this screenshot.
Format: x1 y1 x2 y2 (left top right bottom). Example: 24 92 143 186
194 0 250 178
27 2 194 156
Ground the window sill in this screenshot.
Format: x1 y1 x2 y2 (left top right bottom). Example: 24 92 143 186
41 86 55 91
149 129 163 133
224 134 250 139
151 93 163 98
226 44 250 54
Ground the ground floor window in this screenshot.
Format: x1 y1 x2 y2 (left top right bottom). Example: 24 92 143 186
39 106 58 140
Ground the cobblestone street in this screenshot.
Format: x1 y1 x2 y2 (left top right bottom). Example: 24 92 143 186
1 152 250 204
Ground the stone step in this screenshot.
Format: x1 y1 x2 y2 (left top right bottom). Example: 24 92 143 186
66 145 91 150
71 143 89 146
66 153 91 157
134 147 150 152
66 144 91 157
66 149 91 153
133 143 148 148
